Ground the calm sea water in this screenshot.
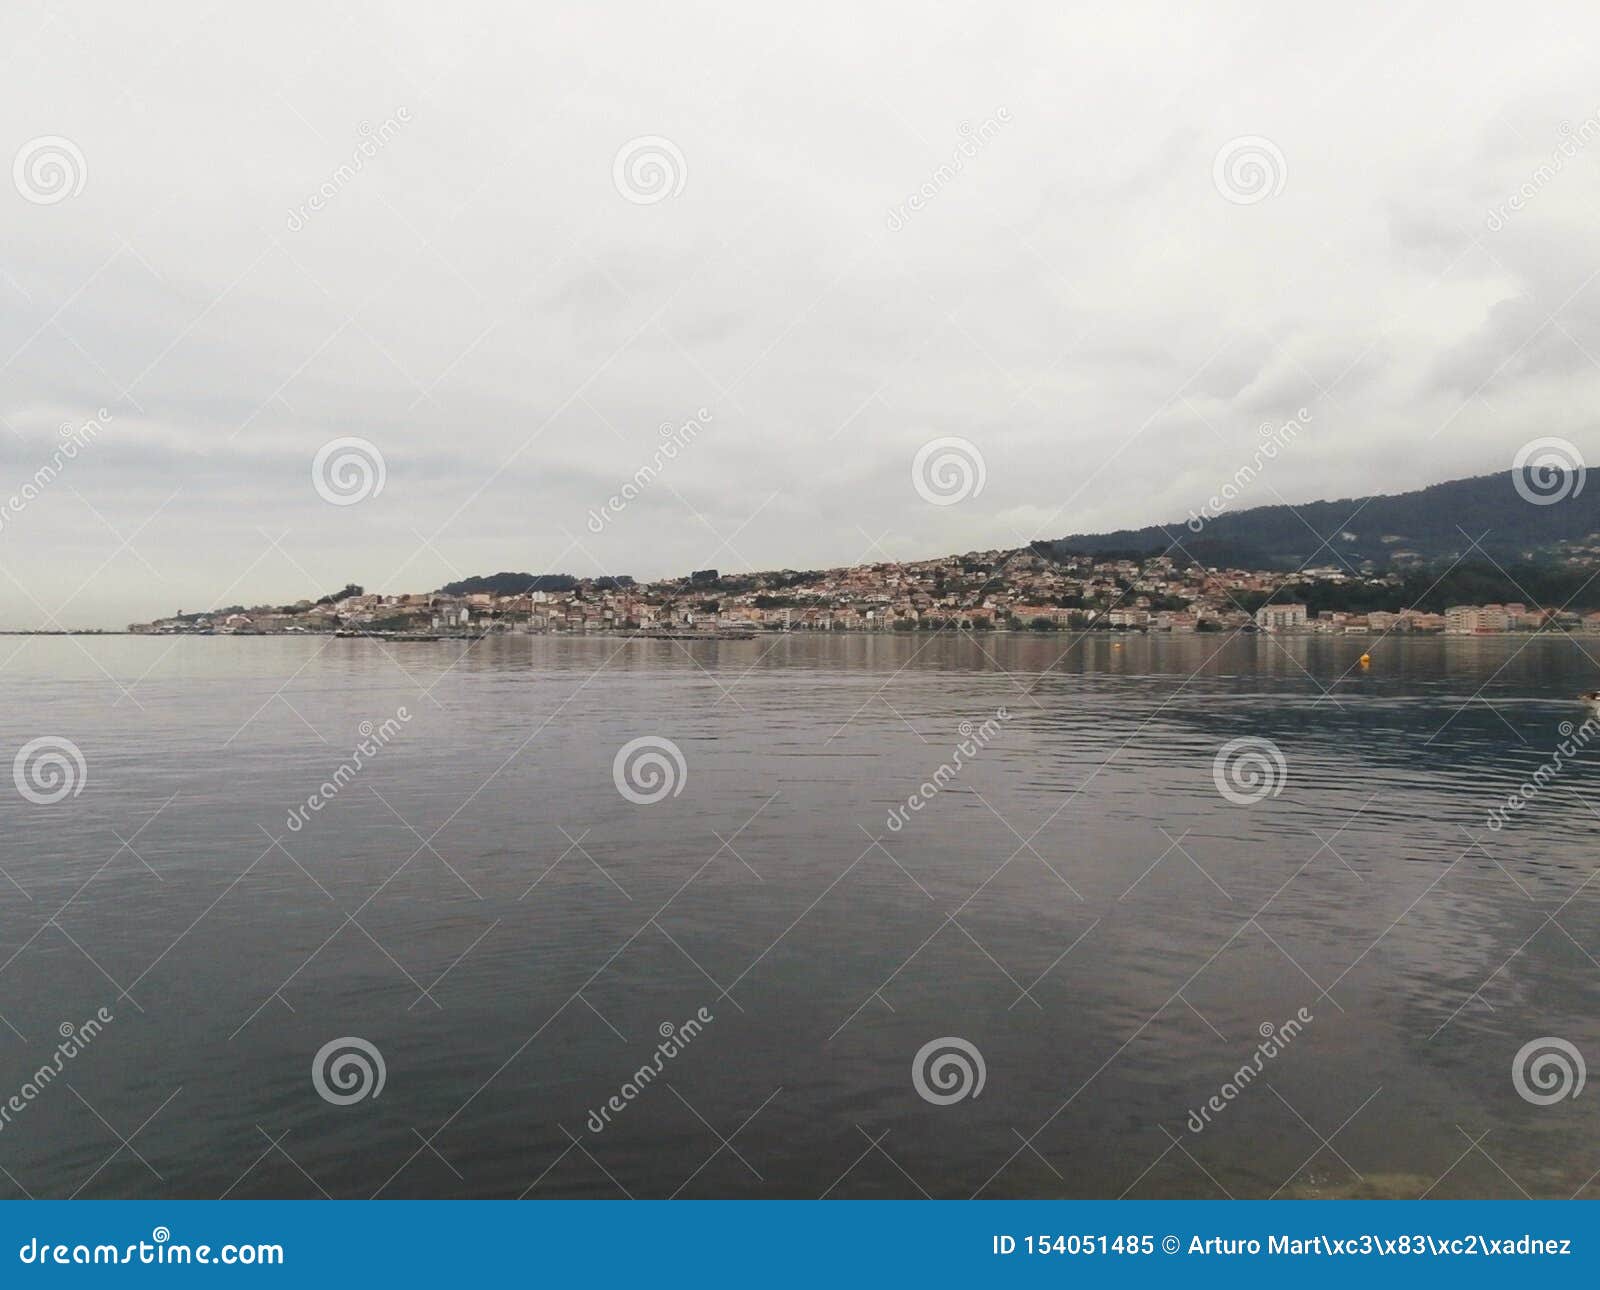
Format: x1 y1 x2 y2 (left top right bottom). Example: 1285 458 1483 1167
2 632 1597 1199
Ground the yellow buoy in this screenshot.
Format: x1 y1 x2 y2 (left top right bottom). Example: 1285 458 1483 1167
1359 652 1371 667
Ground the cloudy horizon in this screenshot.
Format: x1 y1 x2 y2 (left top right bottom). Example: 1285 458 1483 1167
4 1 1599 627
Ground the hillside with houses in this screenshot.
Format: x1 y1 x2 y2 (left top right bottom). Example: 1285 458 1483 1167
128 544 1600 638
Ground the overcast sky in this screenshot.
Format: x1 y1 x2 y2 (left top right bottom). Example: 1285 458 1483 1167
3 1 1599 627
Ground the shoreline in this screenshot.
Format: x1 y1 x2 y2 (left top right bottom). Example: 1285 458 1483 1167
3 628 1590 641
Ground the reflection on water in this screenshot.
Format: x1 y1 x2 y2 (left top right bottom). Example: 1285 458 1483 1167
1 631 1596 1198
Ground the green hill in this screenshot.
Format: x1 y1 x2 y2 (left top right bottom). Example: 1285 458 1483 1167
1040 470 1599 569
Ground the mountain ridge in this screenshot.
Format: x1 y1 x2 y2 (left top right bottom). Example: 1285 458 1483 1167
1038 469 1597 570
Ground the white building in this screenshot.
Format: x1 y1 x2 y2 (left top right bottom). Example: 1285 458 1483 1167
1254 603 1308 632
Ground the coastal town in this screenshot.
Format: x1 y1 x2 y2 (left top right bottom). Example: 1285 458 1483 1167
126 546 1600 638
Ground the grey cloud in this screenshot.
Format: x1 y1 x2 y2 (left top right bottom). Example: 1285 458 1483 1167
5 0 1600 626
